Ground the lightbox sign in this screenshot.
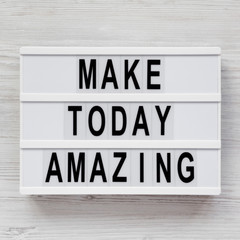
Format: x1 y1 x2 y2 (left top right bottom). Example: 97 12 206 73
20 47 221 195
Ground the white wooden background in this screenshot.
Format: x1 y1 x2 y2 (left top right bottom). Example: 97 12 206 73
0 0 240 239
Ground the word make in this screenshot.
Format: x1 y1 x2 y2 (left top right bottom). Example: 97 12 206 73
79 58 162 90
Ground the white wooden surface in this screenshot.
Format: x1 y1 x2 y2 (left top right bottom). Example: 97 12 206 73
0 0 240 239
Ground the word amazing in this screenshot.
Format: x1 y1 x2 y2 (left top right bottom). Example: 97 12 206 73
45 151 195 184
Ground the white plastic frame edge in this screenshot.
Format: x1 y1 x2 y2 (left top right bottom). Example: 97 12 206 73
20 187 221 195
20 47 221 55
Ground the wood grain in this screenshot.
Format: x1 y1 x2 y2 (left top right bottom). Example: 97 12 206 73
0 0 240 239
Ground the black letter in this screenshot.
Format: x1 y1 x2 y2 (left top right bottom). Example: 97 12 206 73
68 152 85 182
132 106 149 136
178 152 194 183
45 152 63 183
140 152 144 183
90 152 107 182
124 59 140 89
88 106 105 136
68 106 82 135
101 59 118 89
112 106 127 136
147 59 161 89
112 152 127 182
156 153 171 183
79 59 96 89
155 105 171 135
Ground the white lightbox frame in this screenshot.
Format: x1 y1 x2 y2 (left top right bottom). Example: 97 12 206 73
20 47 221 195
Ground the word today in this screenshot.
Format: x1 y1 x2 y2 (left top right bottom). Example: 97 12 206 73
68 104 171 136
